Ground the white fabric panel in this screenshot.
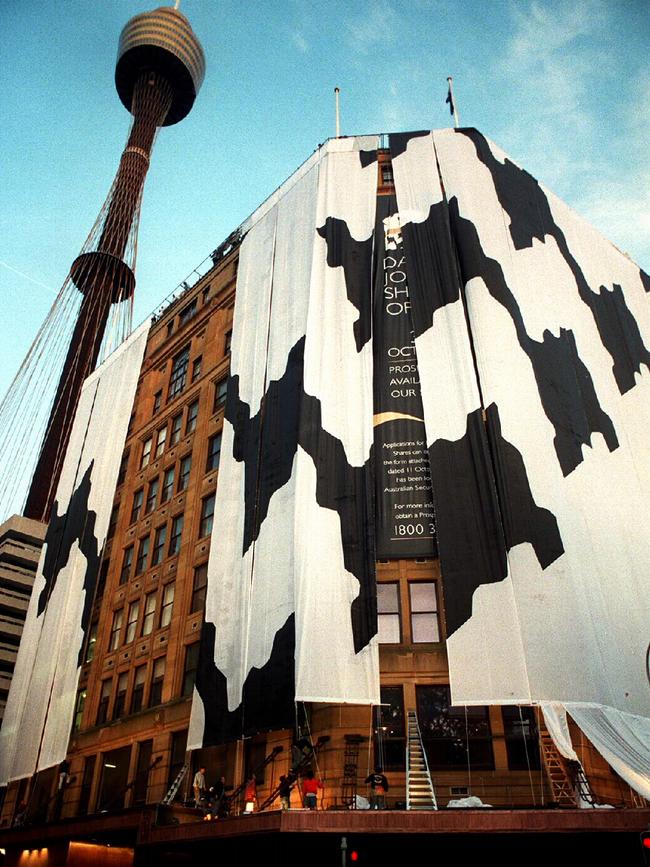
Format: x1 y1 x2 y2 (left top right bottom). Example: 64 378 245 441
567 705 650 800
390 132 483 446
302 137 378 467
189 152 323 743
198 208 279 717
241 165 321 692
432 129 650 794
447 575 531 705
0 322 149 783
197 412 247 713
294 448 379 704
265 162 319 390
390 132 442 224
230 207 277 415
294 136 380 704
541 702 580 762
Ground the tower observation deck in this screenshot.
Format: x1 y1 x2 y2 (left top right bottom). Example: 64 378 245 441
23 6 205 522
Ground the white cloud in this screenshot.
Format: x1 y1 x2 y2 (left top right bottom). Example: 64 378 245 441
344 0 398 55
290 29 309 54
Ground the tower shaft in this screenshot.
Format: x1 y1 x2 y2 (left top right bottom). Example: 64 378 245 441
24 73 173 522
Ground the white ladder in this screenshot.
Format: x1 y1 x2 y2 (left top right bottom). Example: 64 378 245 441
406 710 437 810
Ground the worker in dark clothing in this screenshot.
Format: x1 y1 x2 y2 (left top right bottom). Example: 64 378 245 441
279 774 295 810
365 767 389 810
206 775 227 819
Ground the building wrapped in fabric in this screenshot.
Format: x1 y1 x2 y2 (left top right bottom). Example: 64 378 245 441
1 129 649 862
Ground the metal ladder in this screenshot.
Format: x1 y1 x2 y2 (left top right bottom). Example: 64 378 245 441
161 762 189 806
341 734 365 808
406 710 437 810
257 736 331 812
539 730 580 806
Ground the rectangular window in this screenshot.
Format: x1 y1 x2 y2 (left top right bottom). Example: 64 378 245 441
133 740 153 805
375 685 406 770
202 284 211 304
131 489 144 523
502 706 541 771
191 563 208 613
224 330 232 355
112 672 128 720
151 524 167 566
416 685 494 771
377 583 401 643
169 346 190 399
381 163 394 184
109 609 123 651
199 493 215 538
192 356 202 381
140 436 153 469
155 426 167 458
186 400 199 434
179 299 197 326
119 545 134 585
131 665 146 714
135 536 150 575
97 559 109 598
213 377 228 413
178 456 192 491
73 688 86 731
161 466 175 502
125 600 140 644
153 391 162 415
96 679 111 725
141 592 156 637
167 729 188 797
145 477 159 514
409 581 440 642
107 503 120 539
170 413 183 446
78 755 96 816
160 583 175 629
167 319 174 337
117 450 130 486
149 657 165 707
85 620 98 663
206 432 222 472
181 643 200 697
169 515 183 556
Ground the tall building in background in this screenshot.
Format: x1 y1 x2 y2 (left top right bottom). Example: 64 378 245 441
0 517 46 728
24 5 205 523
0 129 648 867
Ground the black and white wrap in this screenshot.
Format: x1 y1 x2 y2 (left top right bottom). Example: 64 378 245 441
0 322 149 784
191 129 650 798
189 137 381 747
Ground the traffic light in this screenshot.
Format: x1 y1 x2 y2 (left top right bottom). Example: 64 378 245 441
349 852 359 863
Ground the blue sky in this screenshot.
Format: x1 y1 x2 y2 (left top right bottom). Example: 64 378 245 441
1 0 648 402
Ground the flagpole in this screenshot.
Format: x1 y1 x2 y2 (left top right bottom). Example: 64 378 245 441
334 87 341 138
446 76 460 129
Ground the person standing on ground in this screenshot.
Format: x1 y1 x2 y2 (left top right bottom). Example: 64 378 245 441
365 767 389 810
302 770 323 810
279 774 294 810
193 766 207 809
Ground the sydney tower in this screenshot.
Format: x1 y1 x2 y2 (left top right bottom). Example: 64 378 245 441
24 5 205 521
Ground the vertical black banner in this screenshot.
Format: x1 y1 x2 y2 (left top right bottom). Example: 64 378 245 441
373 195 436 558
